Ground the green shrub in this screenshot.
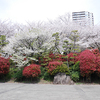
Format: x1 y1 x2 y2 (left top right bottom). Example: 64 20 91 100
39 67 46 79
72 61 80 71
71 71 80 82
13 68 24 81
9 59 16 67
51 64 70 75
0 67 18 81
70 61 80 82
9 67 19 78
43 72 54 81
39 67 53 81
46 61 70 76
1 67 20 81
0 73 11 82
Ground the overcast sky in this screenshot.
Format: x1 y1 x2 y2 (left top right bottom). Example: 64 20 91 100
0 0 100 25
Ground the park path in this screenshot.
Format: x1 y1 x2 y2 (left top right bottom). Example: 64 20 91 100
0 83 100 100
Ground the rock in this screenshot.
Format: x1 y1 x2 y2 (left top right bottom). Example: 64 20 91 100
70 80 74 85
53 73 74 85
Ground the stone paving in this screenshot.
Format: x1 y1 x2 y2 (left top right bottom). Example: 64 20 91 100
0 83 100 100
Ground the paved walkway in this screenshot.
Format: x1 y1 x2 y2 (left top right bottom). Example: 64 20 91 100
0 83 100 100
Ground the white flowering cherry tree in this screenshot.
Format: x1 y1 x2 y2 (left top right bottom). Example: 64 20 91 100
3 28 53 68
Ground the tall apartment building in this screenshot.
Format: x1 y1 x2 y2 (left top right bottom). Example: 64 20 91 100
72 11 94 26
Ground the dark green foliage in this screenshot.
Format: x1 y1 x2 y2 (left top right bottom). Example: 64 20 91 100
9 59 16 67
13 68 24 81
72 61 80 71
0 67 19 82
71 71 80 82
39 67 46 78
51 64 70 75
5 73 12 80
69 61 75 65
9 67 19 78
39 67 53 81
70 61 80 82
0 73 11 82
43 72 54 81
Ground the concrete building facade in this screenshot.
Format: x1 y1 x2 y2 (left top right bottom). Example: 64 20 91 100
72 11 94 26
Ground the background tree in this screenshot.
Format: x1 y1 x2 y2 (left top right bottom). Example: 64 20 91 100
69 30 81 52
62 40 72 55
0 35 8 53
51 32 60 54
0 20 16 38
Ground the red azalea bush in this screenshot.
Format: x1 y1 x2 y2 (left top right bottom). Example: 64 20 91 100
23 64 41 78
96 56 100 73
78 50 97 77
0 57 10 75
90 49 100 75
91 49 100 72
91 49 100 57
46 61 63 75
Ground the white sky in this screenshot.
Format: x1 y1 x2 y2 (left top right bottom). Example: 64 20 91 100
0 0 100 25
